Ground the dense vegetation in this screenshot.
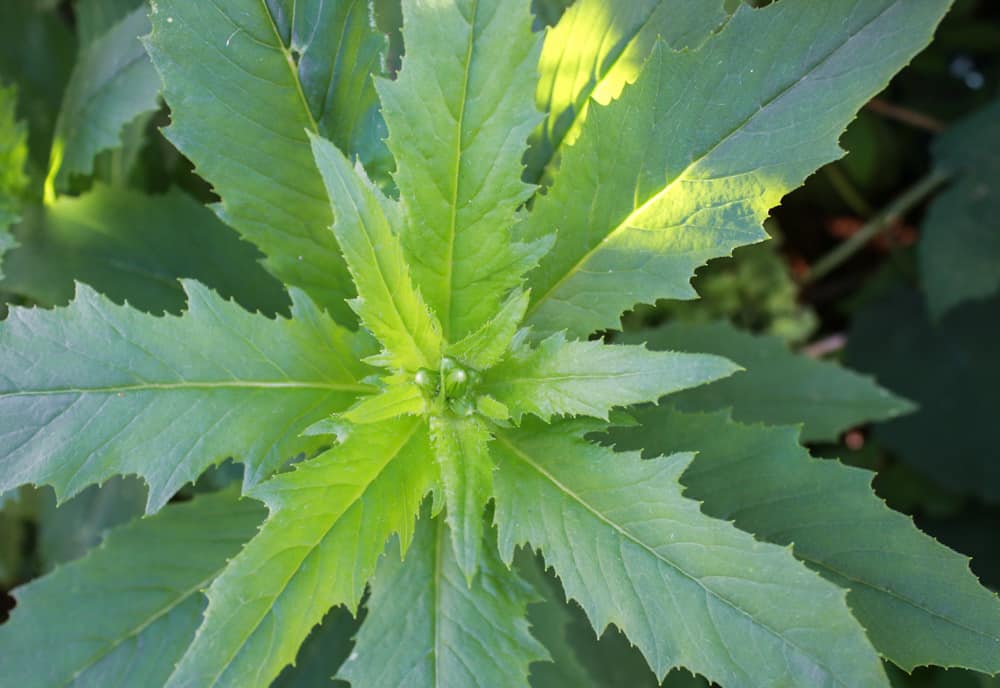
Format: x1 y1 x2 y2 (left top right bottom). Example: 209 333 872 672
0 1 998 686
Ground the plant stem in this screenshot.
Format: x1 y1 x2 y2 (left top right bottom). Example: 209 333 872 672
823 164 873 217
803 167 952 285
866 98 946 133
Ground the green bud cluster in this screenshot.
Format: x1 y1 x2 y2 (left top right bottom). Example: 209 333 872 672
414 357 484 418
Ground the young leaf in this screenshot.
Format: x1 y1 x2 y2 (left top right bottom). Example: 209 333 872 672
167 418 436 688
609 406 1000 674
273 606 359 688
920 97 1000 319
0 489 265 688
492 421 889 687
310 133 443 371
429 415 495 581
339 516 547 688
2 184 289 316
483 332 739 423
341 380 425 424
627 322 912 442
447 288 531 370
525 0 730 183
377 0 547 341
46 7 160 193
522 0 952 338
145 0 386 321
0 281 373 511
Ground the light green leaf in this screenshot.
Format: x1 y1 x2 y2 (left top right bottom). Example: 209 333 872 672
273 606 358 688
448 288 531 370
524 0 729 184
429 415 495 581
341 380 425 424
522 0 951 338
0 280 373 511
310 133 443 371
145 0 387 321
483 331 738 423
167 418 436 688
46 7 160 193
377 0 546 341
609 406 1000 674
920 98 1000 319
1 184 289 316
0 489 265 688
492 421 889 687
340 515 547 688
627 321 913 442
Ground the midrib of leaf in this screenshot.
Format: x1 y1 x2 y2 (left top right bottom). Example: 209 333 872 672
432 516 445 687
200 419 421 687
254 0 320 134
525 2 894 322
62 567 223 688
2 380 374 397
495 430 848 686
441 0 480 340
535 2 660 183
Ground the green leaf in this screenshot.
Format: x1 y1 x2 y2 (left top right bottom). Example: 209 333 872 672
145 0 387 321
846 287 1000 503
610 406 1000 674
46 7 160 193
626 321 912 442
310 133 443 371
0 489 265 688
920 98 1000 319
339 515 547 688
0 80 30 202
524 0 730 184
377 0 547 341
483 331 739 423
341 380 425 424
1 184 289 316
492 421 889 687
167 418 436 688
448 287 531 370
429 415 494 581
522 0 952 338
76 0 145 47
0 280 373 511
273 606 358 688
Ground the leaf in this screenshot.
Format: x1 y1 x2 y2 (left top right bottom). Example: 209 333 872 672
310 133 443 371
483 331 739 423
448 287 531 370
492 421 889 687
167 418 436 688
339 515 547 688
0 489 265 688
377 0 547 341
524 0 730 184
920 98 1000 319
145 0 387 321
35 476 146 571
521 0 952 338
429 415 495 581
46 7 160 193
609 406 1000 674
0 280 373 511
846 287 1000 503
626 321 913 442
76 0 145 47
1 184 289 316
273 606 358 688
0 80 30 202
341 380 425 424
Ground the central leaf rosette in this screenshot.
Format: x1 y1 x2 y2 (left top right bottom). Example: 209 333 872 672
307 134 739 582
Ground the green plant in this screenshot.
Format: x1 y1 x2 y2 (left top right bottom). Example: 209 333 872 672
1 1 1000 687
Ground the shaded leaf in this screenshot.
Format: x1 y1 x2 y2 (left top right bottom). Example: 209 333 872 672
0 281 373 511
0 489 264 688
